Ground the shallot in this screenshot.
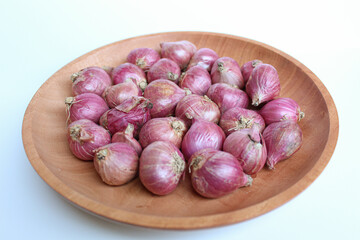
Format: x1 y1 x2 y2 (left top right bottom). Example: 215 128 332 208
263 120 303 169
67 119 111 160
240 60 263 83
139 117 187 149
112 63 147 91
246 63 280 106
147 58 181 84
112 124 142 156
127 47 160 71
160 40 196 69
188 48 219 71
102 81 142 108
94 143 138 185
181 118 225 160
178 65 212 95
211 57 244 88
139 141 185 195
219 107 265 136
189 149 252 198
65 93 109 124
223 129 267 175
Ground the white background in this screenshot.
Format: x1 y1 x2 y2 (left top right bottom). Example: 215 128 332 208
1 0 359 239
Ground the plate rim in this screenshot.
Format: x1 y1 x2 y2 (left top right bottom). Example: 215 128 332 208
22 31 339 229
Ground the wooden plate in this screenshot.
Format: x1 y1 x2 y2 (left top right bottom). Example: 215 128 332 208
22 32 339 229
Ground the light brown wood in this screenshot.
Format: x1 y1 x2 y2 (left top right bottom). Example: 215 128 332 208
22 32 339 229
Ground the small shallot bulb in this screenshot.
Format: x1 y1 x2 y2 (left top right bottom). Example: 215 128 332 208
65 93 109 124
240 60 263 83
112 124 142 156
111 63 147 91
179 65 212 95
102 81 142 108
94 143 138 185
188 48 219 71
139 117 187 149
223 129 267 175
263 120 303 169
67 119 111 160
71 66 112 96
181 118 225 160
144 79 188 118
246 63 281 106
189 149 252 199
206 83 249 113
211 57 244 88
259 97 305 125
160 40 197 69
175 94 220 127
127 47 160 71
100 96 152 136
147 58 181 84
139 141 186 195
220 107 265 136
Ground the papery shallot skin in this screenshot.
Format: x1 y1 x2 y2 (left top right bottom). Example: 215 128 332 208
147 58 181 84
263 120 303 169
246 63 280 106
175 94 220 127
67 119 111 161
100 96 152 136
206 83 249 113
127 47 160 71
102 81 142 108
189 149 252 199
188 48 219 71
144 79 187 118
181 118 225 160
71 66 112 96
94 143 138 185
112 124 142 156
139 141 185 196
139 117 187 149
211 57 245 88
65 93 109 124
160 40 197 69
223 129 267 175
111 63 147 91
179 65 212 95
220 107 265 136
259 97 305 125
240 60 263 83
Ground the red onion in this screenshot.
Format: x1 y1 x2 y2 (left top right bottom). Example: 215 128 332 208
112 124 142 156
65 93 109 124
102 81 142 108
94 143 138 185
100 96 152 136
223 129 267 175
139 117 187 149
147 58 181 84
175 94 220 127
246 63 280 106
127 47 160 71
71 66 112 96
220 107 265 136
259 97 305 125
181 118 225 160
263 120 303 169
189 149 252 198
139 141 185 195
206 83 249 113
111 63 147 91
188 48 219 71
144 79 188 118
240 60 263 83
160 40 197 69
211 57 244 88
178 66 211 95
67 119 111 160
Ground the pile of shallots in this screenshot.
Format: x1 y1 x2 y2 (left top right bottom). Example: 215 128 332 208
65 40 305 199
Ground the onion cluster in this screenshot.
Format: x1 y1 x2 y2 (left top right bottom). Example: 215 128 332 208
64 40 305 199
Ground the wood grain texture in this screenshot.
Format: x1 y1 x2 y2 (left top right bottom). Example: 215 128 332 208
22 32 339 229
